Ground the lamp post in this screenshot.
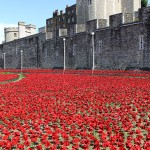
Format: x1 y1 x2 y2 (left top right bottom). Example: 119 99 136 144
91 32 95 71
63 38 66 73
3 53 5 70
21 50 23 73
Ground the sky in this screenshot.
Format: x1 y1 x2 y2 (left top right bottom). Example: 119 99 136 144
0 0 150 44
0 0 75 43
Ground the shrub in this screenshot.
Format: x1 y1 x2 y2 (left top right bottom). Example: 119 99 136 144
141 0 148 7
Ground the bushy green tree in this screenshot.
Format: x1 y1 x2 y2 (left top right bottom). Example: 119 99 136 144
141 0 148 7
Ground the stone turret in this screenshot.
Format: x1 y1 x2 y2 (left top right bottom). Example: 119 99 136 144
4 21 36 43
4 27 19 42
18 22 26 38
18 22 36 38
76 0 86 24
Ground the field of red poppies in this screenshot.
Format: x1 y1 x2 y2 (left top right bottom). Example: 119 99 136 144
0 70 150 150
0 73 18 82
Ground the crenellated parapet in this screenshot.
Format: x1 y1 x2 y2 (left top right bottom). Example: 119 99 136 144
4 27 18 32
26 24 36 29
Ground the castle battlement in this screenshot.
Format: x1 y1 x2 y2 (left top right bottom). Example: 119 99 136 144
0 3 150 71
26 24 36 29
4 27 18 32
18 21 26 26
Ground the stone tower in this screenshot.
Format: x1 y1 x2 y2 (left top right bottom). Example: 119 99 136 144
4 22 36 43
121 0 141 13
76 0 141 25
18 22 26 38
76 0 86 24
76 0 121 24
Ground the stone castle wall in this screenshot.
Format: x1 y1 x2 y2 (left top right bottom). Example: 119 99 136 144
0 7 150 70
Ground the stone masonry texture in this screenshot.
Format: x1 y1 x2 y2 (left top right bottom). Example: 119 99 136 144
0 7 150 70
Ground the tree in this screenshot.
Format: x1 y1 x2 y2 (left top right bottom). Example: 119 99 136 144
141 0 148 7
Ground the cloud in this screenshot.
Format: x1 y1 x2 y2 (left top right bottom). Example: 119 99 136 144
0 23 17 44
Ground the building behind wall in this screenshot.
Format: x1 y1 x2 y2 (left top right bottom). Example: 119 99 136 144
46 10 66 32
46 4 76 32
4 21 36 43
1 1 150 70
76 0 141 25
38 26 46 33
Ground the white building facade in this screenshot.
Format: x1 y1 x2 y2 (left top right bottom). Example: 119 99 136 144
4 22 36 43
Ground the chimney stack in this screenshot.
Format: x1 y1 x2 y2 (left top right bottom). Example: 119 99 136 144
60 10 63 15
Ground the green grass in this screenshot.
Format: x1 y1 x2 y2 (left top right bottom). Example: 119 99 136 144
0 72 25 84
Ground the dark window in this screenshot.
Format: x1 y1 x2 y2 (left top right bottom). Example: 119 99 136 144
88 0 92 4
14 33 17 37
48 20 53 25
